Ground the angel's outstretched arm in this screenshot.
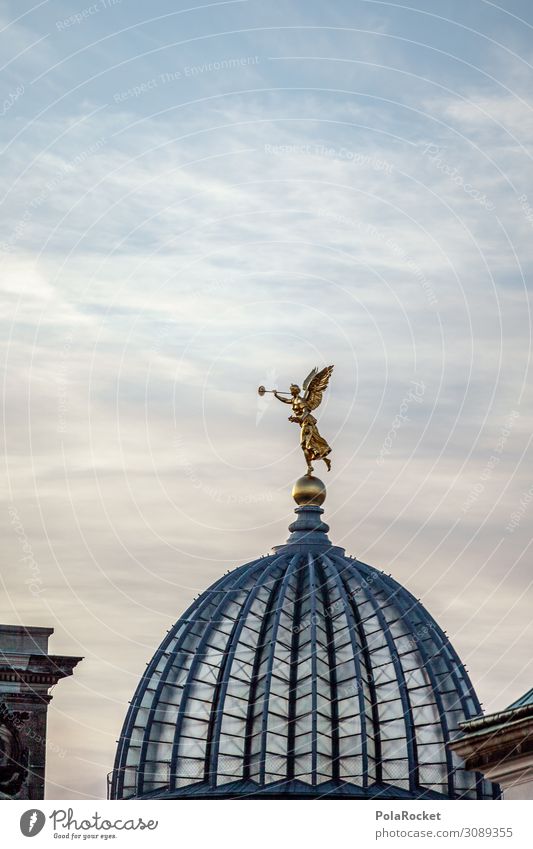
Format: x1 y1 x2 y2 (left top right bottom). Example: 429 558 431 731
274 391 292 404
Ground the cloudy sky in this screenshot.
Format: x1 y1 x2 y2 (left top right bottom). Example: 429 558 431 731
1 0 533 799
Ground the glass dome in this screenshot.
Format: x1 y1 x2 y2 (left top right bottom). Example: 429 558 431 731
110 483 499 800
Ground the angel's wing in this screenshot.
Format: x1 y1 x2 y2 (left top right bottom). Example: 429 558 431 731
302 366 318 392
304 365 334 411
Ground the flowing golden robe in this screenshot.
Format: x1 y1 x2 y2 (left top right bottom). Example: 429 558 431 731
291 397 331 462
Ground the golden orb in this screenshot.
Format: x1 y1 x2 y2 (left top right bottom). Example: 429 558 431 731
292 475 326 506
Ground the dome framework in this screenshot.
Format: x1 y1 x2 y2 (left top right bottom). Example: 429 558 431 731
110 490 498 800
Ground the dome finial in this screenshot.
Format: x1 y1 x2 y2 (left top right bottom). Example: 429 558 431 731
257 364 334 475
292 474 326 506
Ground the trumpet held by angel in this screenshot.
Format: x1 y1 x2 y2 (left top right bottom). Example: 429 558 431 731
258 365 334 475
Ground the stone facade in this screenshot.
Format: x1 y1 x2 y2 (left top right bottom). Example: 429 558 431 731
0 624 82 799
449 688 533 800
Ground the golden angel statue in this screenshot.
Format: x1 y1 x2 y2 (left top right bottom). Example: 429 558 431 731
259 366 334 475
